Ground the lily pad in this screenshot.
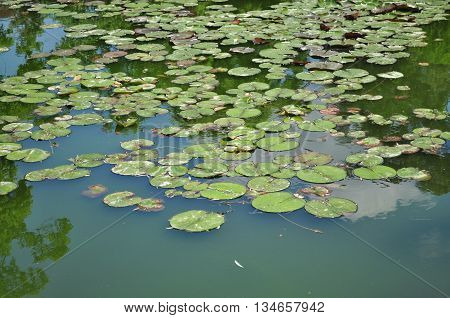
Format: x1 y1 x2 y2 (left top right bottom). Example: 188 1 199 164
353 165 397 180
0 181 18 195
251 192 305 213
136 198 165 212
200 182 246 200
247 177 290 193
305 197 357 218
346 153 384 167
103 191 142 208
169 210 224 232
297 166 346 184
256 137 299 152
112 161 155 176
397 167 431 181
228 67 261 77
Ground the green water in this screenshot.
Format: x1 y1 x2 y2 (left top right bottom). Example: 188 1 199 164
0 1 449 298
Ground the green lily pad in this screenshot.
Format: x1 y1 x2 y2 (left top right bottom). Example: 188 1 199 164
0 181 18 195
377 71 404 79
305 197 357 218
251 192 305 213
112 161 155 176
6 148 50 162
120 139 154 151
294 152 332 167
169 210 224 232
256 121 290 132
410 137 445 150
353 165 397 180
334 68 369 79
58 169 91 180
256 137 299 152
103 191 142 208
298 119 336 132
297 166 346 184
367 146 402 158
150 175 189 188
235 162 279 177
2 122 33 132
136 198 165 212
296 71 334 81
226 108 262 118
397 167 431 181
247 177 290 193
228 67 261 77
188 162 228 178
200 182 246 200
346 153 384 167
72 153 105 168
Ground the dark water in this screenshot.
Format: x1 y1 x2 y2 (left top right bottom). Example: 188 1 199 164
0 1 449 297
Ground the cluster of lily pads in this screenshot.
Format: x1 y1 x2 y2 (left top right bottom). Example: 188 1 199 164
0 0 448 232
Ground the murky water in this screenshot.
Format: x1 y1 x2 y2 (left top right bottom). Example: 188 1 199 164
0 1 449 297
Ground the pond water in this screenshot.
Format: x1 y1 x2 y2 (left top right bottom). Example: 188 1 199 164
0 1 449 297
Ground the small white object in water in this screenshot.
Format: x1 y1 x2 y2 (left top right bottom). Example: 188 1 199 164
234 260 244 269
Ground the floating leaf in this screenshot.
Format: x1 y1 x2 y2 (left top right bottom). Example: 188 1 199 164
169 210 224 233
136 198 165 212
297 166 346 184
295 152 332 167
252 192 305 213
103 191 142 208
247 177 290 193
353 165 397 180
256 137 299 152
228 67 261 77
200 182 246 200
346 153 383 167
112 161 155 176
397 167 431 181
0 181 18 195
305 197 357 218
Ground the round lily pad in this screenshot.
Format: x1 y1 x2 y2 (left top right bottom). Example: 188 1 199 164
295 152 332 166
0 181 18 195
226 108 262 118
120 139 154 151
353 165 397 180
297 166 346 184
150 175 189 188
397 167 431 181
251 192 305 213
103 191 142 208
6 148 50 162
256 137 299 152
235 162 279 177
228 67 261 77
305 197 357 218
247 177 290 193
200 182 246 200
345 153 383 167
136 198 165 212
112 161 155 176
169 210 224 233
